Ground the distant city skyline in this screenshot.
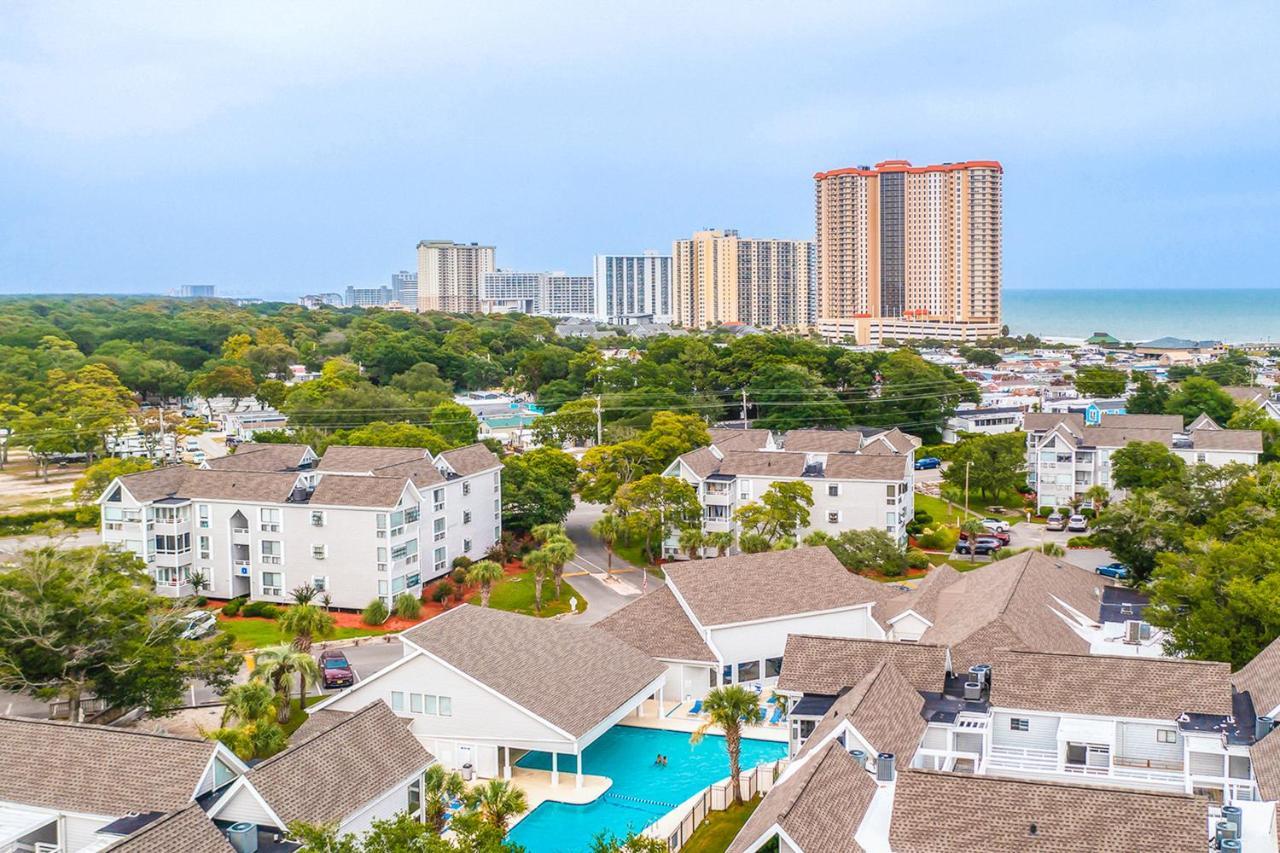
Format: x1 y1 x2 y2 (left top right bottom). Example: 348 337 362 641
2 3 1278 300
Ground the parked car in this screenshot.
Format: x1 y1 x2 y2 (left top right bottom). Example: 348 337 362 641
1045 512 1067 531
981 518 1010 534
914 456 942 470
179 610 218 640
959 529 1010 546
1095 563 1130 580
1067 514 1089 533
319 649 355 689
955 536 1003 556
185 437 200 452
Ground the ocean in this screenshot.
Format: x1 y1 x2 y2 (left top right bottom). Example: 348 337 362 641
1001 288 1280 344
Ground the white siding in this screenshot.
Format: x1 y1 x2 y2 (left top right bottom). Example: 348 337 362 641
63 814 114 852
341 775 418 836
921 726 948 750
887 612 930 642
1117 722 1183 765
212 784 277 826
992 712 1059 751
710 607 877 669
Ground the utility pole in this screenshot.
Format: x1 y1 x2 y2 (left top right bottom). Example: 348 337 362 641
740 388 748 427
595 394 603 446
964 460 972 518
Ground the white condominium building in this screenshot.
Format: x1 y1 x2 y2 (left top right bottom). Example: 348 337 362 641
98 442 503 609
592 252 674 324
480 271 594 318
417 240 496 313
671 230 816 330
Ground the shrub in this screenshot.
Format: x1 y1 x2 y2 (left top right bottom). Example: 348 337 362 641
0 507 89 536
906 549 930 570
221 598 243 617
881 561 905 578
1079 507 1096 519
450 568 468 588
362 598 390 626
393 592 421 620
917 526 957 551
451 555 474 571
194 596 208 608
1037 506 1055 517
1067 535 1096 548
241 601 280 619
431 580 456 605
913 510 933 525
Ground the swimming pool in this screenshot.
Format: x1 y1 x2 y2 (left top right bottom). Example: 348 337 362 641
506 725 788 852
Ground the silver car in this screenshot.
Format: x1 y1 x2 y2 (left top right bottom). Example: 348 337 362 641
1067 514 1089 533
180 610 218 640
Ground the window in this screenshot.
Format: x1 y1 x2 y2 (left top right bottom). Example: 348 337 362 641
493 472 500 493
722 664 733 684
376 513 387 538
739 483 751 501
378 580 388 596
463 538 472 554
154 533 191 554
259 508 281 532
493 498 500 516
311 510 325 527
261 571 283 596
463 510 472 525
312 576 327 591
404 504 420 524
424 694 439 715
433 489 445 512
1010 718 1029 732
462 481 471 497
827 484 840 497
391 691 405 713
433 517 446 542
434 546 447 574
376 546 387 573
199 535 210 560
827 511 841 524
1197 452 1207 463
885 484 896 505
312 544 326 560
1156 729 1177 744
392 575 406 594
261 540 282 564
391 539 418 561
406 573 421 588
408 778 421 815
198 504 210 529
439 696 452 716
765 657 783 678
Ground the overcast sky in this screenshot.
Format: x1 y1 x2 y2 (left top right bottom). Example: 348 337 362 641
2 1 1278 299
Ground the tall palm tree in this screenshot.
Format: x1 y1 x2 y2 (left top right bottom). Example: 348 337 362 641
691 685 764 807
530 522 565 545
222 680 277 727
1083 484 1109 515
279 600 336 653
467 778 528 830
959 519 987 564
705 531 734 557
423 764 466 832
543 534 577 598
465 560 505 607
523 548 554 613
591 512 623 572
678 527 704 560
254 644 321 723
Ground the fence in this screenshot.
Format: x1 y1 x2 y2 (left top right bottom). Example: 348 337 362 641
650 759 787 851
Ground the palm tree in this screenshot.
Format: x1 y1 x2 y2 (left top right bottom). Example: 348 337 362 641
691 685 764 807
1083 484 1109 515
705 531 734 557
222 680 277 727
289 583 318 605
254 645 321 723
530 522 565 545
189 569 209 597
465 560 505 607
279 600 336 653
523 548 554 613
543 534 577 598
591 512 623 572
678 527 704 560
959 519 987 564
466 778 528 831
423 764 466 832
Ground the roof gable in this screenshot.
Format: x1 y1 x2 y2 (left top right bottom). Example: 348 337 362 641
594 586 716 663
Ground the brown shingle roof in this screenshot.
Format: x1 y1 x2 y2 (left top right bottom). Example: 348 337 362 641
990 648 1232 718
594 586 716 664
1191 428 1264 452
1233 635 1280 717
115 465 193 501
246 701 430 827
0 717 222 816
881 563 961 624
118 467 305 503
1024 412 1084 434
715 450 808 477
1098 413 1184 430
876 427 921 454
104 804 234 853
708 428 772 450
824 452 910 481
400 606 666 738
664 547 893 628
676 446 723 478
290 708 354 744
794 661 926 764
318 445 428 472
1221 385 1270 405
1077 427 1175 448
371 458 446 487
782 429 866 453
776 635 949 695
437 443 502 476
308 474 410 508
728 740 876 853
889 769 1208 853
203 443 313 473
1252 728 1280 801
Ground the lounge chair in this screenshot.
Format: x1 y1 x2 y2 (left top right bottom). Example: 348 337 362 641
769 707 783 725
689 700 703 716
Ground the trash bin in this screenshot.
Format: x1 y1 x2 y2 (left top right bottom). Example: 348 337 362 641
461 763 474 781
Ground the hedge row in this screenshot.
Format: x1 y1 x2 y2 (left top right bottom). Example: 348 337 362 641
0 506 98 536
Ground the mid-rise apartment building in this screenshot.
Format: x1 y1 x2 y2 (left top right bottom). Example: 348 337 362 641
480 271 594 318
177 284 216 298
344 285 392 308
416 240 496 313
592 252 674 324
814 159 1003 344
98 442 503 609
298 292 344 309
671 230 816 330
390 270 417 306
1024 412 1263 508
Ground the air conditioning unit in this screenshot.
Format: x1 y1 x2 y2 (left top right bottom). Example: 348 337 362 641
225 822 258 853
235 565 251 577
1124 620 1142 644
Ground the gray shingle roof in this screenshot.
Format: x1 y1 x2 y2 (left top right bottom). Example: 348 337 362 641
0 717 221 816
1098 413 1184 430
1252 727 1280 801
308 474 410 508
1191 428 1264 452
115 465 193 501
776 635 949 695
676 446 723 478
1024 412 1085 434
203 444 313 473
246 700 431 827
794 661 926 765
1232 635 1280 717
782 429 866 453
715 450 808 477
317 445 428 472
437 443 502 476
708 428 772 450
824 452 911 480
594 586 717 664
400 605 666 738
103 804 234 853
370 458 446 487
117 467 304 503
990 648 1232 719
664 547 894 628
728 740 876 853
1221 385 1270 405
889 769 1208 852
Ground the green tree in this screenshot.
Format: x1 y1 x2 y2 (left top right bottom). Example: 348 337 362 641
542 534 577 598
613 475 701 563
705 531 734 557
733 481 814 546
678 527 705 559
871 350 977 442
1073 366 1127 398
501 448 578 531
691 685 765 807
590 512 624 571
72 457 152 506
1125 372 1170 414
427 401 481 447
577 441 653 504
1199 351 1254 387
960 348 1002 367
1082 484 1110 514
531 398 598 447
814 529 908 575
959 519 987 563
1091 490 1187 582
0 545 239 720
1228 401 1280 462
466 560 505 607
279 598 337 653
1165 377 1236 426
424 764 467 833
255 378 289 410
940 432 1026 503
748 364 851 432
1111 441 1185 490
590 831 669 853
466 778 529 831
253 644 321 723
342 421 450 454
189 364 257 412
523 548 555 613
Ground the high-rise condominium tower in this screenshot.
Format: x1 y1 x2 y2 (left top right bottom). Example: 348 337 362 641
813 160 1002 343
672 230 815 330
593 252 673 324
416 241 496 313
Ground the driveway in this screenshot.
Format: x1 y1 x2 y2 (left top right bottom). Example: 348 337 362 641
561 501 650 625
1006 520 1114 572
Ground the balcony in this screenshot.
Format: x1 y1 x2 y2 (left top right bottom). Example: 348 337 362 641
983 746 1186 793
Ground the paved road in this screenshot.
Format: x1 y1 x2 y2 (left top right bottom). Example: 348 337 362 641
195 431 229 460
561 501 650 625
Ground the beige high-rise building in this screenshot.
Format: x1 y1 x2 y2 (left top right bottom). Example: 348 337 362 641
813 160 1002 343
672 230 816 330
416 240 496 314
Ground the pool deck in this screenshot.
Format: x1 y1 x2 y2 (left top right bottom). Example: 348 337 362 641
506 764 613 829
616 698 789 742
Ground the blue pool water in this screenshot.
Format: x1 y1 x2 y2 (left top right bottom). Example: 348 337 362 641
506 725 788 852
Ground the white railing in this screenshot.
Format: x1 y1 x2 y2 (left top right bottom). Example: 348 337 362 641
646 760 785 851
1112 765 1186 786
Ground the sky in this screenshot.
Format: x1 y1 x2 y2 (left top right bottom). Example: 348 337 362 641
1 1 1278 301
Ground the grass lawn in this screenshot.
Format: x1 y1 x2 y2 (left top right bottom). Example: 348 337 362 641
939 486 1031 515
679 796 762 853
913 492 976 526
612 538 653 568
482 569 585 618
218 617 391 651
281 694 328 739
